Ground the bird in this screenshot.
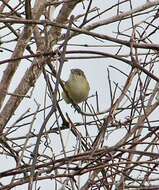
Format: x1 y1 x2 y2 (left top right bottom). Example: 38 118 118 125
62 69 90 104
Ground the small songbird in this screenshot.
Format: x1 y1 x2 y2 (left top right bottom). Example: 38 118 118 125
62 69 90 104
